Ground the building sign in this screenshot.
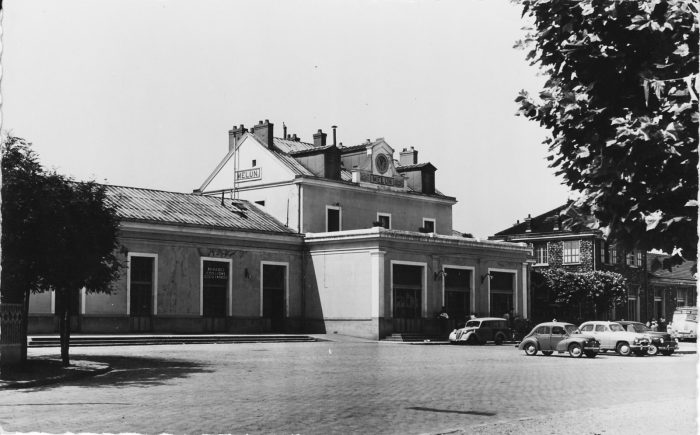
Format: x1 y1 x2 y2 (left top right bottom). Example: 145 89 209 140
236 168 262 182
204 262 229 282
359 171 404 188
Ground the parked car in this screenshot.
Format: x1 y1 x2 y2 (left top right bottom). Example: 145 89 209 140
518 321 600 358
668 306 697 342
616 321 678 356
449 317 510 345
579 321 650 356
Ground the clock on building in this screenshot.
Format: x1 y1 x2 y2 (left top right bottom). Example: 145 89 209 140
375 153 389 174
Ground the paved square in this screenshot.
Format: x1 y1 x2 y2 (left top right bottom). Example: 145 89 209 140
0 340 696 434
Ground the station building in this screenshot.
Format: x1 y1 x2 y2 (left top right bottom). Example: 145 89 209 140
28 120 532 339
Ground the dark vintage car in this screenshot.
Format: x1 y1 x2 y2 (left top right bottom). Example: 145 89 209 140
616 321 678 356
518 322 600 358
449 317 510 345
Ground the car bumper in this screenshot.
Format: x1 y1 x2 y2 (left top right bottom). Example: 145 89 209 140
654 342 678 351
673 331 696 340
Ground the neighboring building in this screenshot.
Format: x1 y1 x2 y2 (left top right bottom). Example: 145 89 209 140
647 253 697 321
490 204 649 323
28 120 533 340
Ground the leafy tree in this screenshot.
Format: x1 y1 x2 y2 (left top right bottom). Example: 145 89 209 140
535 268 628 322
515 0 699 267
1 137 122 366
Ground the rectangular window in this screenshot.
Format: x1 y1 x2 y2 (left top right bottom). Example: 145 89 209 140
636 251 643 268
130 256 155 316
202 260 229 318
626 251 637 267
377 213 391 229
534 243 548 265
609 245 618 264
562 240 581 264
599 241 608 264
628 298 637 321
422 218 435 233
326 206 341 232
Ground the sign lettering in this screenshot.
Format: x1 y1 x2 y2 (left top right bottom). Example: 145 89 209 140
236 168 262 182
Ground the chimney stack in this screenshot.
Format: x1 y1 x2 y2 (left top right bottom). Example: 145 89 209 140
399 147 418 166
313 129 327 147
252 119 274 148
331 125 337 146
228 123 248 151
525 214 532 232
283 122 287 139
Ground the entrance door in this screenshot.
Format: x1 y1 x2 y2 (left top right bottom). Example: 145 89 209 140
489 271 514 318
262 264 286 332
392 264 423 332
203 260 229 332
130 256 154 332
445 268 471 328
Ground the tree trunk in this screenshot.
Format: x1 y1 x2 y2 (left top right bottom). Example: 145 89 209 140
59 288 71 366
21 287 30 363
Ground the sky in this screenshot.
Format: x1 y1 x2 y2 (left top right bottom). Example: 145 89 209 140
2 0 570 238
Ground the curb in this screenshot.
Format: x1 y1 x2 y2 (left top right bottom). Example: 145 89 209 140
0 362 112 390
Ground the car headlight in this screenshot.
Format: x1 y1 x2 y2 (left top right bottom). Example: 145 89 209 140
660 338 664 344
634 338 640 344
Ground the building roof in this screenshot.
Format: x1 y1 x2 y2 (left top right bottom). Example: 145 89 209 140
105 185 294 234
272 137 316 154
396 162 436 171
492 203 576 237
647 253 697 282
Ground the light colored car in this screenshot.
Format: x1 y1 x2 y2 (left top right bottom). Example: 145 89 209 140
668 306 697 341
518 322 600 358
449 317 510 345
579 321 650 356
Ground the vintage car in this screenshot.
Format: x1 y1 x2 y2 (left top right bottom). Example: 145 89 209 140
449 317 510 345
579 321 650 356
518 322 600 358
616 321 678 356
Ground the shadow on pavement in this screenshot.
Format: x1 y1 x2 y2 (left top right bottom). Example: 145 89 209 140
407 406 496 417
16 355 213 392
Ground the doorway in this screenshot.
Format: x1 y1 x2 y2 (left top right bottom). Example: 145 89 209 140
129 255 155 332
392 263 424 332
262 263 287 332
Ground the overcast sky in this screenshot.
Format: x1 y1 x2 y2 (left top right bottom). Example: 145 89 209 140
3 0 570 238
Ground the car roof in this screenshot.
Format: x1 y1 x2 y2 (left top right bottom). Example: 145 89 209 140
535 322 574 327
580 321 614 324
615 321 642 326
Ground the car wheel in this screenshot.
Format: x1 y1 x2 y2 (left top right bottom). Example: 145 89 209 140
584 351 597 358
524 343 537 356
568 343 583 358
467 335 479 345
616 342 632 356
494 334 504 345
661 350 674 356
542 351 553 356
647 344 659 356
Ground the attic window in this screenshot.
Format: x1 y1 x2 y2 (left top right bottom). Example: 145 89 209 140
252 160 257 167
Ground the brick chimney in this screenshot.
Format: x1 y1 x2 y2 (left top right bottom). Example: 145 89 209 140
252 119 274 148
228 124 248 151
313 129 327 147
400 147 418 166
525 214 532 232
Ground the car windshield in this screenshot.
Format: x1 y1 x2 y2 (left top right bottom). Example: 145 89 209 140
609 323 625 332
565 325 578 334
465 321 480 328
626 323 647 333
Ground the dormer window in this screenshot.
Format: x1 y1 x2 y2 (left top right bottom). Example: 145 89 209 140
375 153 389 174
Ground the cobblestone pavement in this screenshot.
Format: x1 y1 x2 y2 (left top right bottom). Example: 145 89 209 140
0 341 696 434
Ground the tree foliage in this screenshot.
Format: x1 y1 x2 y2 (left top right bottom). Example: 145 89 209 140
1 136 122 365
515 0 698 266
535 268 628 321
